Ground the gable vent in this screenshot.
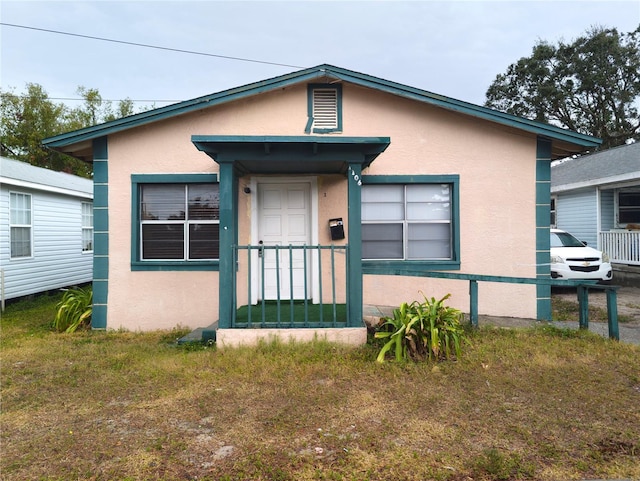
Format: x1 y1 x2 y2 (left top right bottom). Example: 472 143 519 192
313 88 338 130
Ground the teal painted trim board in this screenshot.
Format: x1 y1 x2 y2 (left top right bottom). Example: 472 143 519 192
91 137 108 329
347 162 363 327
536 137 552 320
218 163 236 328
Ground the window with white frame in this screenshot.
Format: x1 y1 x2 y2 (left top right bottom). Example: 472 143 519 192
81 202 93 252
10 192 32 258
140 183 219 260
362 184 452 260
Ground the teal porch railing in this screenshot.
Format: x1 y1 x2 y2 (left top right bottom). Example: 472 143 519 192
420 271 620 341
231 244 349 328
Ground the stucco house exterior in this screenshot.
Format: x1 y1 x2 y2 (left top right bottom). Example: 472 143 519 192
42 64 600 345
551 142 640 281
0 156 93 307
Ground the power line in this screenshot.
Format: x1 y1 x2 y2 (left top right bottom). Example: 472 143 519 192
0 22 305 69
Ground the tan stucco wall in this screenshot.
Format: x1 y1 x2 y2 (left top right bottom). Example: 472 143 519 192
105 82 539 331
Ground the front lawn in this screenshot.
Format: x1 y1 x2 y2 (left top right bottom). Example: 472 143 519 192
1 293 639 480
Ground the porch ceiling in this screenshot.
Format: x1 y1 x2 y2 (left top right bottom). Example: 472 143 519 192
191 135 391 174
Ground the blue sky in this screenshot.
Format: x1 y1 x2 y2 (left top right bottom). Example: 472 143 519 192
1 0 639 111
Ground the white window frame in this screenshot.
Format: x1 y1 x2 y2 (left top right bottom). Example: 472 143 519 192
9 192 33 259
81 202 94 253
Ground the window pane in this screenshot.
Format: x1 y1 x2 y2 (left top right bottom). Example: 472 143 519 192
406 184 450 221
82 202 93 227
142 224 184 259
407 223 451 259
362 185 404 221
188 185 219 220
362 224 403 259
141 185 185 220
82 230 93 252
189 224 219 259
10 193 31 224
619 192 640 207
10 227 31 257
620 209 640 223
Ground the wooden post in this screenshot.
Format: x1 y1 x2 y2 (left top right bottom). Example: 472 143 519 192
577 285 589 330
469 280 478 328
606 287 620 341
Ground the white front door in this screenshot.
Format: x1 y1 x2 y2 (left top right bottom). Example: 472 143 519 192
258 182 312 300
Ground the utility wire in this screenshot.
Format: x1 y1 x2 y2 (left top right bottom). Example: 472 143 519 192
1 22 305 69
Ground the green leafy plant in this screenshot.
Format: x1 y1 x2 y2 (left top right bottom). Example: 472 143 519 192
375 293 467 363
53 286 92 333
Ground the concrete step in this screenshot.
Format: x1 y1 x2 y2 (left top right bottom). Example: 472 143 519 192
177 321 218 344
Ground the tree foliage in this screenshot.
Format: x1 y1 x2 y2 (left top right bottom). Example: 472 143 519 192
485 26 640 149
1 83 136 177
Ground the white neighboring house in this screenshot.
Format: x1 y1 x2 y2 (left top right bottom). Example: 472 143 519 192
0 156 93 305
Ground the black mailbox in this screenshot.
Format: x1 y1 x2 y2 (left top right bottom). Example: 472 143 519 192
329 218 345 241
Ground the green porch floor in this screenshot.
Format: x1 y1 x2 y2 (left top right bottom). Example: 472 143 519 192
235 301 347 326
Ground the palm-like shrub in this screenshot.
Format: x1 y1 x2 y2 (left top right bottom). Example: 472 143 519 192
53 286 92 333
375 293 467 363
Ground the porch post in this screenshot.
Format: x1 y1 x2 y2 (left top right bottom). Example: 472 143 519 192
218 160 236 328
347 162 363 327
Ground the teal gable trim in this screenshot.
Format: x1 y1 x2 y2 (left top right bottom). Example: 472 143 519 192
536 137 553 320
130 173 220 271
361 175 461 274
92 137 108 329
43 64 600 160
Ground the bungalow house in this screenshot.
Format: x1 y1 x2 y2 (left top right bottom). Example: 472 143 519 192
551 142 640 283
0 156 93 307
42 64 600 345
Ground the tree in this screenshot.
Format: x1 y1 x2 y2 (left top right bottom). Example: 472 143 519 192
485 26 640 150
1 83 137 177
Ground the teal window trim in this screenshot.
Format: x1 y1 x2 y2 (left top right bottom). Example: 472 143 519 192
361 175 460 275
306 84 343 134
131 173 220 271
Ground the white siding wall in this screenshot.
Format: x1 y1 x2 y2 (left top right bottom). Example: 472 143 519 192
0 184 92 300
599 189 615 231
556 188 598 247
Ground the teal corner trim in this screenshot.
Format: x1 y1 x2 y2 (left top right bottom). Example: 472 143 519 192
92 137 108 330
347 163 363 327
307 83 343 134
536 137 552 320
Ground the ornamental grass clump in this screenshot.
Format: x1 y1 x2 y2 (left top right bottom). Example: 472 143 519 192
52 286 92 333
375 293 467 362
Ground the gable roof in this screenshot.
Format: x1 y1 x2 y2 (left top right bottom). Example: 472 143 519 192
0 156 93 198
551 142 640 193
43 64 601 160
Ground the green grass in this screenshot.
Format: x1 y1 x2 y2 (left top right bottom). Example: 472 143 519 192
1 293 639 481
